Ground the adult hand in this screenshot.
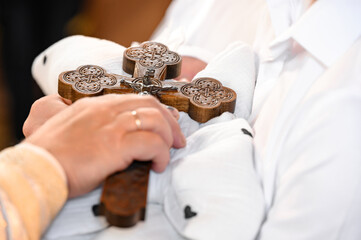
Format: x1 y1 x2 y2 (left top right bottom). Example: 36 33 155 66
23 94 72 137
175 56 207 82
24 94 186 198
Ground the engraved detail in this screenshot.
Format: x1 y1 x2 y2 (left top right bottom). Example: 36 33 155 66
62 65 117 94
133 78 162 87
120 78 177 96
180 78 234 107
125 42 180 69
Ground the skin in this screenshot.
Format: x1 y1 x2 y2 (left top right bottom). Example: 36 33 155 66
175 56 207 82
22 56 206 198
23 94 186 198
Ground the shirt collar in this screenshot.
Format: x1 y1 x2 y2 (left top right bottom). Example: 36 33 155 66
267 0 361 67
266 0 309 36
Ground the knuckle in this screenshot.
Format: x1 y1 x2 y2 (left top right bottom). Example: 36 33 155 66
146 108 164 123
102 93 124 101
146 110 173 146
74 97 90 105
73 97 115 118
73 97 94 109
22 121 32 137
150 133 165 146
30 97 45 112
143 95 159 105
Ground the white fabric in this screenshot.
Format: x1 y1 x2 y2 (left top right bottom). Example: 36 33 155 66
42 188 107 240
94 204 183 240
32 36 264 240
32 35 127 96
151 0 268 62
250 0 361 239
155 116 264 240
31 1 361 239
194 42 256 119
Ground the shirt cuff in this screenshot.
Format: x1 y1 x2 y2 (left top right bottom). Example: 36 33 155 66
16 143 67 184
0 143 68 239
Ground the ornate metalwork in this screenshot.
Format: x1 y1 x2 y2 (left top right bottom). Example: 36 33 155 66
124 42 180 69
62 65 117 94
120 78 177 96
181 78 234 107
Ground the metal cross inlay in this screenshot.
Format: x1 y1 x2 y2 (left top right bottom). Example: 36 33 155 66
62 65 117 94
120 78 177 96
180 78 234 107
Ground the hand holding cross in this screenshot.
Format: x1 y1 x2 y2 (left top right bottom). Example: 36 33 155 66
58 42 236 227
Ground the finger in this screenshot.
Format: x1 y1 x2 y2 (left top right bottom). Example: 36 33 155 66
156 105 186 148
34 94 71 113
113 108 173 147
97 94 186 148
60 96 72 105
164 105 180 120
90 94 155 111
130 97 185 148
71 95 183 147
120 131 170 173
23 95 71 136
93 94 175 118
175 77 192 83
174 56 207 81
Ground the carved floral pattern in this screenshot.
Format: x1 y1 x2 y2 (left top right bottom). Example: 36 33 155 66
125 42 180 69
62 65 117 94
180 78 234 107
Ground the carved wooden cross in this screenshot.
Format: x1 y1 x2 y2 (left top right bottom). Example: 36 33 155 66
58 42 236 227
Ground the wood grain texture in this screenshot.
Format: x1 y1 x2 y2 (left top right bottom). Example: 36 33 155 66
96 161 151 227
57 42 236 228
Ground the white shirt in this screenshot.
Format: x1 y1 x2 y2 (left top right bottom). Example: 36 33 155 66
251 0 361 239
151 0 267 62
30 0 361 239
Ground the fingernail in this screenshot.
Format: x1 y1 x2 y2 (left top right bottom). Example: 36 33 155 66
167 106 180 119
167 106 175 111
179 78 191 83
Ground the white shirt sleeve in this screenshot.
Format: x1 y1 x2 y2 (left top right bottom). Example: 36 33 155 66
0 143 68 240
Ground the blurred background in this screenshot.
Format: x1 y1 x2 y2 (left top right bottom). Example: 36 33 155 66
0 0 171 150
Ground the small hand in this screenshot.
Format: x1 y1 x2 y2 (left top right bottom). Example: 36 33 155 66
175 56 207 82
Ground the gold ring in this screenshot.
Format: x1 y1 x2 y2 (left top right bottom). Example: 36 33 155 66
131 110 142 130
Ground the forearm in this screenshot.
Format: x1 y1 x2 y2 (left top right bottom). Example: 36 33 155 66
0 143 68 240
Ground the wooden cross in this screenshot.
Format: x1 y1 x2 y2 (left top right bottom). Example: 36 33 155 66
58 42 236 227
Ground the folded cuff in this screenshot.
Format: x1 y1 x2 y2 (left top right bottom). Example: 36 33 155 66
0 143 68 239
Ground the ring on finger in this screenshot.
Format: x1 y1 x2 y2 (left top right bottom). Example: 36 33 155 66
131 110 142 130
